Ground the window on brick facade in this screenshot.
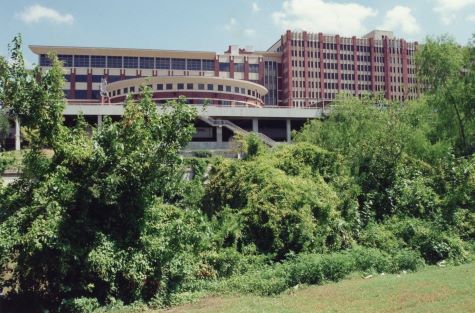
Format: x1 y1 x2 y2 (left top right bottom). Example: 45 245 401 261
74 55 90 67
140 57 154 69
107 56 122 68
202 60 215 71
187 59 201 71
172 58 186 70
156 58 170 69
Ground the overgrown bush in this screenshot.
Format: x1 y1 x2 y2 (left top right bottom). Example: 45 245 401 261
203 158 343 257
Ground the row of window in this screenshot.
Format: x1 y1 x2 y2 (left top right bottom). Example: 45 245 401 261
40 54 261 72
110 83 262 99
291 40 375 53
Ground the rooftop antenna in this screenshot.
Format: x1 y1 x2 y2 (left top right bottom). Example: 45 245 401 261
100 77 111 105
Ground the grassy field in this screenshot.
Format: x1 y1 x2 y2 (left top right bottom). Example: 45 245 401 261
161 262 475 313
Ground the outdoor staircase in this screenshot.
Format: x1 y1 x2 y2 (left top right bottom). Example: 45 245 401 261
200 116 279 147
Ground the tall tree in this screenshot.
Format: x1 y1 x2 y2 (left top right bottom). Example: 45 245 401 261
0 36 202 311
416 35 475 155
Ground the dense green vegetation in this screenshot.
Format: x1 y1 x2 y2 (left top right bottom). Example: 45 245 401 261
155 261 475 313
0 34 474 312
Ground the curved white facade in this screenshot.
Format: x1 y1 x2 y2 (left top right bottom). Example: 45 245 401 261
106 76 268 107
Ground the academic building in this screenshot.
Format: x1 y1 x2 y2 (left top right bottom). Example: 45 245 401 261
1 29 419 152
30 29 418 108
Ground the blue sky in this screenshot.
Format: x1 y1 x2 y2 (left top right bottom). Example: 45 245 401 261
1 0 474 67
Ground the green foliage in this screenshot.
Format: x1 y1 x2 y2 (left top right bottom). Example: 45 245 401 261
231 132 267 159
0 108 9 149
0 35 202 311
213 246 424 296
60 297 101 313
1 34 475 313
203 156 342 258
417 35 475 155
192 150 212 158
359 218 468 265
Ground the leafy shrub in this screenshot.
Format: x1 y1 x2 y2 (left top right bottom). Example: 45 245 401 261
347 246 391 273
192 150 212 158
389 218 468 264
390 249 425 272
203 159 341 257
60 297 100 313
272 142 345 181
202 248 268 278
358 222 403 252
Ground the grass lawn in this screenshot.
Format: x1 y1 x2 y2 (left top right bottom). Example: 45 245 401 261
161 262 475 313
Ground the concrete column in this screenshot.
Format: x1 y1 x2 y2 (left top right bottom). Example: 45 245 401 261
216 125 223 143
97 115 102 127
286 119 292 143
252 118 259 133
15 118 20 151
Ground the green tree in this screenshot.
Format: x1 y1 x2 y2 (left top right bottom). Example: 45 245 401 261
0 108 9 150
416 35 475 155
294 94 449 221
0 35 203 311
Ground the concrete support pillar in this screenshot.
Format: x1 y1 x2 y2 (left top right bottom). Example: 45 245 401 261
97 115 102 127
15 118 20 151
216 125 223 143
252 118 259 133
286 119 292 143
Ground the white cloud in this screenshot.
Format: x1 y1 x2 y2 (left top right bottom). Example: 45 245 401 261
224 17 237 31
467 14 475 22
18 4 74 24
271 0 377 36
433 0 475 25
244 29 256 36
379 6 420 35
252 2 260 13
224 18 256 37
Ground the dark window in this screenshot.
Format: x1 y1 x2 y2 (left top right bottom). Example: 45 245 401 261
241 88 245 94
187 59 201 71
177 83 184 90
234 63 244 72
92 75 103 83
157 84 164 90
39 54 51 66
129 86 135 93
74 55 90 67
219 62 229 72
123 57 138 68
58 55 73 67
75 90 88 99
249 64 259 73
166 83 173 90
124 87 128 94
75 74 88 82
92 90 100 100
171 58 186 70
234 87 239 93
91 56 106 67
108 75 121 83
225 85 231 92
64 75 71 82
207 84 213 91
202 60 214 71
140 57 154 69
156 58 170 69
198 83 205 90
187 83 193 90
107 56 122 68
218 85 224 91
